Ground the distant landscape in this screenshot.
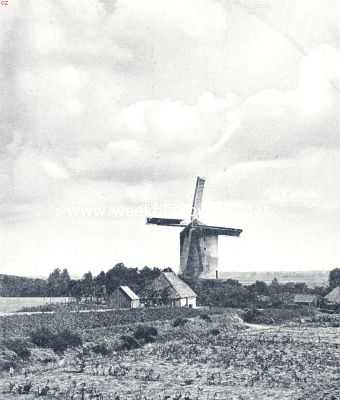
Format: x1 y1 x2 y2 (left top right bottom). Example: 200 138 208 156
219 270 329 288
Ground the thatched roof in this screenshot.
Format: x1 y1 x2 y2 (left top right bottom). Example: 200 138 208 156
119 286 139 300
325 287 340 304
162 272 197 298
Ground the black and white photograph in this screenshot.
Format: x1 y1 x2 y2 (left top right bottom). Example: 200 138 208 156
1 1 340 399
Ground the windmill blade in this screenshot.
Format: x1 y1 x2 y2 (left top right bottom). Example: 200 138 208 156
191 176 205 221
146 217 185 227
200 224 242 237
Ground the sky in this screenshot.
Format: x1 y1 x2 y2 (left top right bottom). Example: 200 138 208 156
1 0 340 278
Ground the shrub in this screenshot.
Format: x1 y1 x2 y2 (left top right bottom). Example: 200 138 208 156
0 360 17 372
30 328 55 348
242 308 260 323
0 348 19 372
92 343 111 356
30 328 82 353
134 325 158 343
199 313 212 323
52 330 82 353
172 318 188 328
4 340 31 360
119 335 140 350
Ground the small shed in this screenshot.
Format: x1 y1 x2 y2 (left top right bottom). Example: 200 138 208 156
325 287 340 304
144 271 197 308
109 286 140 309
293 294 318 307
257 295 271 305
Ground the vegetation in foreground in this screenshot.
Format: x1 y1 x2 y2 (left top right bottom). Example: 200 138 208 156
1 308 340 399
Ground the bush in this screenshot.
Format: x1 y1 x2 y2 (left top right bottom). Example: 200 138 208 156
199 313 212 323
30 328 55 348
0 347 19 372
242 309 260 323
134 325 158 343
172 318 188 327
0 359 17 372
4 340 31 360
52 330 82 353
30 328 82 353
119 335 141 350
92 343 111 356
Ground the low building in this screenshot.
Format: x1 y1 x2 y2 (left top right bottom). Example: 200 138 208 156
109 286 140 309
143 271 197 308
325 287 340 304
257 295 271 305
293 294 319 307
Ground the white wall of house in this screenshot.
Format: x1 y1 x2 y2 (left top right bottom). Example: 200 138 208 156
175 297 196 308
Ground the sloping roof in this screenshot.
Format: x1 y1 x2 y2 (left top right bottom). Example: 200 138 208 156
325 287 340 303
162 272 197 298
257 295 271 302
119 286 139 300
294 294 317 304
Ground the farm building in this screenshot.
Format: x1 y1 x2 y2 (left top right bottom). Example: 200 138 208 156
325 287 340 304
293 294 319 307
143 271 197 308
257 295 271 305
109 286 140 309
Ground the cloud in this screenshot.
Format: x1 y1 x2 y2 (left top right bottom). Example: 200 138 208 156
2 0 340 274
113 0 227 39
222 147 340 210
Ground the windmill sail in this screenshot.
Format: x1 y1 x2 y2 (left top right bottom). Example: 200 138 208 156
191 176 205 221
147 176 243 278
199 225 242 237
146 217 185 227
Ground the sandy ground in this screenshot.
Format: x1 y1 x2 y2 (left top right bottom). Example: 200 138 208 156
1 318 340 399
0 356 298 400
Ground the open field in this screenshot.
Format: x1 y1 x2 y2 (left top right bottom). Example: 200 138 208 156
1 309 340 399
219 271 329 288
0 298 72 314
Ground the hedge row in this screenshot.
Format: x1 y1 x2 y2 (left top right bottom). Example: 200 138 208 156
0 307 209 338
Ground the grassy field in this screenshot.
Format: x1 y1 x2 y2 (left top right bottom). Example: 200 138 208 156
0 308 340 399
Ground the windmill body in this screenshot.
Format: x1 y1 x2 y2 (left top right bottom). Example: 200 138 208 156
146 177 242 278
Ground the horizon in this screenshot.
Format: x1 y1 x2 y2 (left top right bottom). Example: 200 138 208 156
1 1 340 277
1 267 332 281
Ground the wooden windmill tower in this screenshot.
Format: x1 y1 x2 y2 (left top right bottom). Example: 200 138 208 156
146 177 243 278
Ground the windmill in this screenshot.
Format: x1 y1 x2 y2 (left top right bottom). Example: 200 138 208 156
146 177 242 278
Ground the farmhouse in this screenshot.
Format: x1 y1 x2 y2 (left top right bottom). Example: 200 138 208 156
293 294 319 307
109 286 140 309
144 271 197 308
325 287 340 304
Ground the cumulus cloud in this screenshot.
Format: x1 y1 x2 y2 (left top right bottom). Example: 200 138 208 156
1 0 340 275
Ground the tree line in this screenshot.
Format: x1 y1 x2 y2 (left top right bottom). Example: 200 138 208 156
184 268 340 308
0 264 161 298
1 266 340 304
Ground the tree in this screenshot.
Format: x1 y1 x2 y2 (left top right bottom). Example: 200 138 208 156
94 271 106 299
294 282 308 293
47 268 70 296
60 269 71 296
329 268 340 289
69 280 82 302
47 268 62 296
248 280 268 295
82 271 94 299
